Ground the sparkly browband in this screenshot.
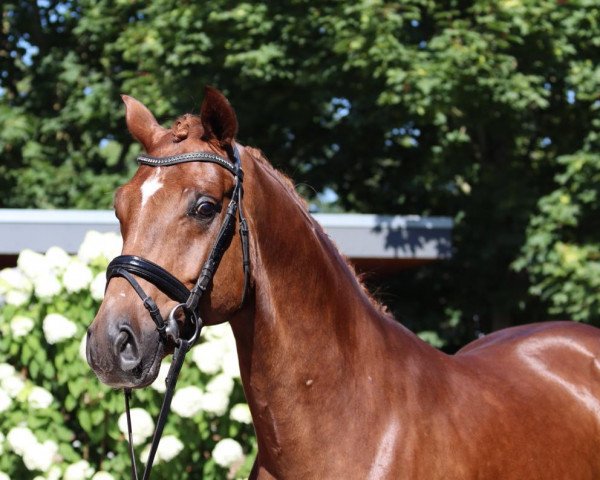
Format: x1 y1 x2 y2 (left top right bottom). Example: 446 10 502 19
137 151 237 175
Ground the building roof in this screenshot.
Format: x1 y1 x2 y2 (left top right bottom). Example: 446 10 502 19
0 209 452 272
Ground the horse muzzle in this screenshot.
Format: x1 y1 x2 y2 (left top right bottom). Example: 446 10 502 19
86 314 164 388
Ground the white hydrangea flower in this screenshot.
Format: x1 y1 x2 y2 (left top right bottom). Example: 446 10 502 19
5 289 30 306
91 472 115 480
117 408 154 446
64 460 94 480
194 326 240 378
45 465 62 480
7 426 37 455
230 403 252 424
78 231 122 264
10 315 35 337
200 391 229 417
211 438 244 468
79 334 88 362
77 231 105 264
172 385 204 418
1 374 25 398
191 341 225 375
206 373 235 397
101 232 122 261
140 435 184 465
224 326 238 349
17 249 50 280
150 362 171 393
222 349 241 379
0 389 11 413
90 272 106 301
157 435 184 462
0 363 15 377
22 440 58 472
62 259 93 293
0 267 32 294
45 246 71 273
28 386 54 409
33 272 62 300
139 445 152 465
0 472 9 480
22 447 41 469
43 313 77 344
204 323 231 342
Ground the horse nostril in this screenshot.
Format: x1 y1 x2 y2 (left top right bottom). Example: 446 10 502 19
115 331 129 352
115 327 140 372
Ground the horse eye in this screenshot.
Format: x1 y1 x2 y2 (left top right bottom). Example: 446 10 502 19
194 200 217 218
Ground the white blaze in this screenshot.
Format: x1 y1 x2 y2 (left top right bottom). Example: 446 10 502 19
140 169 163 208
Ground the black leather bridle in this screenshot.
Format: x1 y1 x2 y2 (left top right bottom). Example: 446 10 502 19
105 145 250 480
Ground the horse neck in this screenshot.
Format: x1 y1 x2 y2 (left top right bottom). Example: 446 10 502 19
232 156 388 371
229 155 438 449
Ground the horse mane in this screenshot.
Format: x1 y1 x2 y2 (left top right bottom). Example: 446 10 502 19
244 146 392 319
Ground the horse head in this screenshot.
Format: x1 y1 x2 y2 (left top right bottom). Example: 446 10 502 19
86 87 249 389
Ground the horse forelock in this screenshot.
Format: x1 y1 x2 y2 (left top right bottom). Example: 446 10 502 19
170 114 204 142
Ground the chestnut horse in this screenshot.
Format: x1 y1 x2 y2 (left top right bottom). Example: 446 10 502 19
87 87 600 479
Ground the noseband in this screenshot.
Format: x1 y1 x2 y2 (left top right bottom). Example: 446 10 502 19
105 145 250 480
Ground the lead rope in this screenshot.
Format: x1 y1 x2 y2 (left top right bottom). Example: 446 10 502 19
124 390 139 480
124 314 202 480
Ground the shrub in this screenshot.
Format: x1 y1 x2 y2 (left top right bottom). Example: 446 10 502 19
0 232 256 479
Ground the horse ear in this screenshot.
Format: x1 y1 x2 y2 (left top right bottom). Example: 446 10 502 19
200 86 238 146
121 95 165 151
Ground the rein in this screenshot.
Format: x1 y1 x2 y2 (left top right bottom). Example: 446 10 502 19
105 145 250 480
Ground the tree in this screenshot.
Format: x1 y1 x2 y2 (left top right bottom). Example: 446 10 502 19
514 151 600 322
2 0 599 345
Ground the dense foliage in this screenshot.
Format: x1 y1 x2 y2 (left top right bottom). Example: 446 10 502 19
1 0 599 342
0 233 256 479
